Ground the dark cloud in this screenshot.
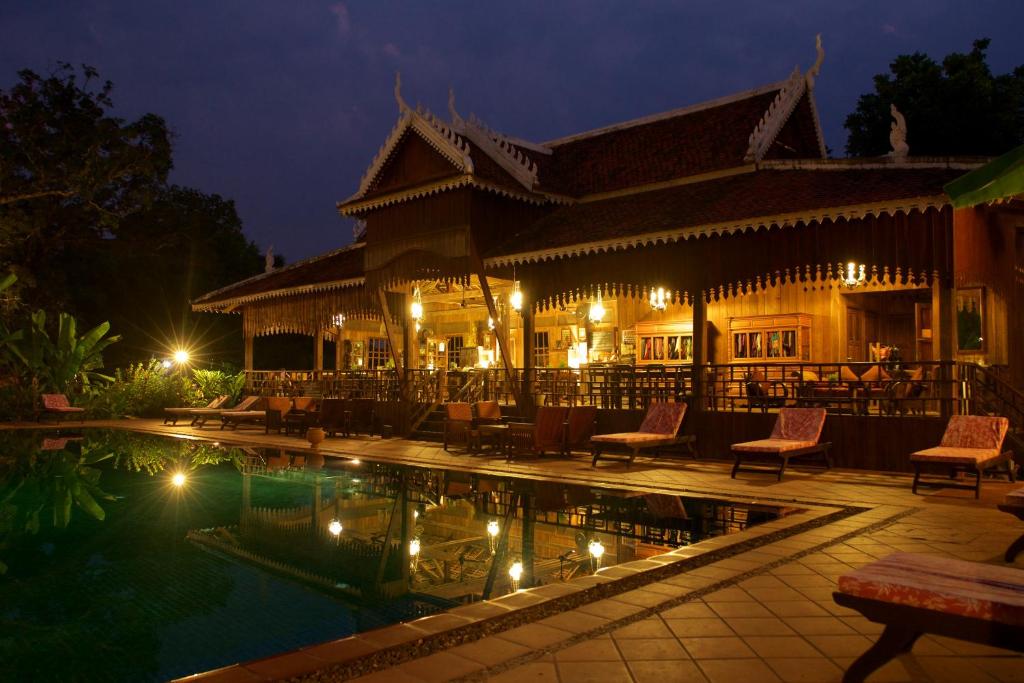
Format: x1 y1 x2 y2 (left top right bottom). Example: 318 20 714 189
1 1 1021 261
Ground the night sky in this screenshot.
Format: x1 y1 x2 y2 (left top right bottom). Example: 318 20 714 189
2 1 1022 263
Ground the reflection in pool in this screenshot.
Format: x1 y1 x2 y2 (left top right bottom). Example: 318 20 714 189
0 429 798 681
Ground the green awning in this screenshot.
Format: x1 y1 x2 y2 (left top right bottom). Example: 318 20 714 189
945 144 1024 208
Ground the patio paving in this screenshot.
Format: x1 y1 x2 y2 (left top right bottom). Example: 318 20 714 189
12 419 1023 682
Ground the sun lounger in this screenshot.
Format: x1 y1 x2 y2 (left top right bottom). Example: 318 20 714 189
590 401 692 467
221 397 291 431
38 394 85 422
189 395 260 428
910 415 1015 499
163 395 228 425
731 407 829 480
833 552 1024 682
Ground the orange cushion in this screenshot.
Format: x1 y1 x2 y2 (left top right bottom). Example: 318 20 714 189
446 402 472 421
910 446 1002 464
840 366 860 382
266 397 292 413
860 366 890 382
475 400 501 420
732 438 819 453
292 396 316 412
940 415 1008 450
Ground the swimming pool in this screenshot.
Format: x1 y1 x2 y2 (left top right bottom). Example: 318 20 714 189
0 429 795 681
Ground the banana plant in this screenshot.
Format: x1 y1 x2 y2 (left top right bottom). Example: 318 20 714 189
8 308 120 394
0 272 22 361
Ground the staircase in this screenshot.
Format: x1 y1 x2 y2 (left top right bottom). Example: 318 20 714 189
963 363 1024 473
409 372 484 442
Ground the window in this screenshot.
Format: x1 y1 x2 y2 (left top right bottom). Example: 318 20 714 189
446 336 465 368
533 331 550 367
366 337 390 369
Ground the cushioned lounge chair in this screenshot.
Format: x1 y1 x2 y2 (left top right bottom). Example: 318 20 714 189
189 395 260 428
731 407 830 480
833 553 1024 683
910 415 1015 499
38 394 86 422
164 395 228 426
474 400 503 425
590 401 692 467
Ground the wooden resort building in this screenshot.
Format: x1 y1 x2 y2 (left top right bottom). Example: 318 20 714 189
193 39 1024 471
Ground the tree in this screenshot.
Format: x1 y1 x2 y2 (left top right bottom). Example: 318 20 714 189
844 39 1024 157
0 63 173 312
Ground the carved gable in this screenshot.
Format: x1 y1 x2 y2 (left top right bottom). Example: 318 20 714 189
367 132 465 197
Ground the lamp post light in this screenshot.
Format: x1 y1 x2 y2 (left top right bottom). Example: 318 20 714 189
171 472 187 488
588 539 605 573
508 560 523 592
487 519 500 555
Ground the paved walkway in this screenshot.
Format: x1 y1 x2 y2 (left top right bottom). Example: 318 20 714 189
14 420 1024 682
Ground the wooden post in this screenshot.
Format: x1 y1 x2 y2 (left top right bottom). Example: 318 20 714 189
377 290 405 376
935 280 956 419
471 248 522 409
690 292 707 412
244 333 254 371
335 331 344 370
313 329 324 371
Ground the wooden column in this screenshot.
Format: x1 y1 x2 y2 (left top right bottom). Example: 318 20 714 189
521 304 535 416
335 331 344 370
377 291 405 375
934 280 957 419
244 333 254 371
690 292 707 412
313 329 324 371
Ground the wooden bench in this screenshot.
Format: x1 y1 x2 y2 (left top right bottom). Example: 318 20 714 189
1000 487 1024 562
833 552 1024 682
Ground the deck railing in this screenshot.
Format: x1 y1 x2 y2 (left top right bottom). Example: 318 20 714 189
244 361 1009 420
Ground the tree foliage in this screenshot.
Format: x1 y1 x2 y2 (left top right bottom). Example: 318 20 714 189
844 39 1024 157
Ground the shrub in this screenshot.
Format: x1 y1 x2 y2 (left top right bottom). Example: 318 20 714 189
191 369 246 404
86 361 200 418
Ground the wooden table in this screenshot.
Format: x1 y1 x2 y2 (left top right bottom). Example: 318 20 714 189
477 423 510 457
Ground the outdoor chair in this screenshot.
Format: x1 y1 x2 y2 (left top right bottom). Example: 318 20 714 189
910 414 1015 499
474 400 503 425
189 395 259 428
163 395 227 426
744 370 787 413
731 407 830 480
507 406 569 460
563 405 597 456
443 402 479 452
38 394 85 422
347 397 379 437
590 401 693 467
284 396 318 436
221 396 292 431
833 552 1024 683
319 398 350 437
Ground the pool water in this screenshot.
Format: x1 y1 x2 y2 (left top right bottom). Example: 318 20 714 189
0 429 795 681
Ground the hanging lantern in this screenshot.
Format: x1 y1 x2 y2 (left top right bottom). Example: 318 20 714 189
510 281 523 312
333 313 346 328
588 290 606 323
410 286 424 322
487 519 500 555
488 316 495 331
649 287 668 311
841 262 866 289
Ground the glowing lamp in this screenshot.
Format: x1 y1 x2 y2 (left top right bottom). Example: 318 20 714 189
488 316 495 331
328 519 343 536
649 287 668 311
589 291 606 323
333 313 345 328
161 360 172 369
437 341 446 353
171 472 187 488
487 519 500 555
587 539 605 560
173 349 190 364
409 538 421 556
410 287 424 322
842 262 867 289
508 560 523 591
510 282 523 311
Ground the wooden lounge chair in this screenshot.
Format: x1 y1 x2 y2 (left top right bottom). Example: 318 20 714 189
833 552 1024 683
221 397 291 431
443 402 479 452
507 406 569 460
563 405 597 456
1000 487 1024 562
163 395 228 426
189 395 260 428
910 415 1015 499
731 407 830 480
38 394 85 422
590 401 692 467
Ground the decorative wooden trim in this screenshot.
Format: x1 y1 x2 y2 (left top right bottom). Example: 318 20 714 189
192 277 365 312
577 165 756 204
745 65 806 163
449 88 543 190
485 195 952 267
339 174 560 215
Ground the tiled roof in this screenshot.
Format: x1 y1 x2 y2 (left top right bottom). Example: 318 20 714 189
486 166 964 261
193 243 365 308
533 88 782 197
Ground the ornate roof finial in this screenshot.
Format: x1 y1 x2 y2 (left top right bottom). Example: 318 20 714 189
889 104 909 161
394 71 410 114
448 85 464 127
264 245 275 273
806 34 825 89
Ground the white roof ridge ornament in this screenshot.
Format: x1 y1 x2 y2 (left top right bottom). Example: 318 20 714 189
744 34 825 163
394 71 410 115
889 104 910 162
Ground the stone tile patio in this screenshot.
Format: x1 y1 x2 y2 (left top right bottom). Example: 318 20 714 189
14 420 1022 682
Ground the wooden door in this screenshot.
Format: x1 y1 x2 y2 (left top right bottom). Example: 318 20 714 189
846 308 864 361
